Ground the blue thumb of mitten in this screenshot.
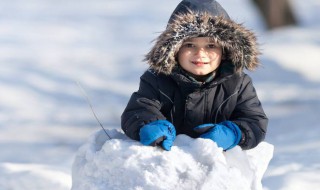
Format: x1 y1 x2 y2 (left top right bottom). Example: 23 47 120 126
194 121 242 150
139 120 176 151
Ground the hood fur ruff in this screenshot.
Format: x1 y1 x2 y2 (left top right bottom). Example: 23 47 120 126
145 11 260 75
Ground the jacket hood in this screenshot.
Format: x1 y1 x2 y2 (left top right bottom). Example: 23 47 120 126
145 1 260 75
168 0 230 24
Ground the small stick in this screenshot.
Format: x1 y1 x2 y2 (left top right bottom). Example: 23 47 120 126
76 81 112 140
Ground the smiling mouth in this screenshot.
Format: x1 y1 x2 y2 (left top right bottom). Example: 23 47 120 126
192 61 208 66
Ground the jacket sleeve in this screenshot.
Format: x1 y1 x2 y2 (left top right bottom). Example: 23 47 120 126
121 70 166 141
231 74 268 150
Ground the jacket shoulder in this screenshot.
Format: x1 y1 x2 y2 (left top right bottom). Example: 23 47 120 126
237 73 256 93
141 69 174 87
218 72 248 94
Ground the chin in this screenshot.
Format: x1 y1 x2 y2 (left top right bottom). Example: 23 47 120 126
192 71 210 76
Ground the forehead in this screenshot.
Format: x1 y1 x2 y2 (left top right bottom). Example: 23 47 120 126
184 37 216 43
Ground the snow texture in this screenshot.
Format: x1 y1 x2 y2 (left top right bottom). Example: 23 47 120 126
71 129 273 190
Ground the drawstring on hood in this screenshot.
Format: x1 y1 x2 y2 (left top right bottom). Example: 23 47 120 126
144 0 261 75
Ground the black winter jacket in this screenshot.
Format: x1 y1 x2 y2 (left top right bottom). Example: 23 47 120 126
121 63 268 150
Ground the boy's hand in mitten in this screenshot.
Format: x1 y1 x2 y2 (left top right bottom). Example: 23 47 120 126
194 121 242 151
139 120 176 151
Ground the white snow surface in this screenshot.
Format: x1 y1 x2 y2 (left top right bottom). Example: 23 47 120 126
71 130 273 190
0 0 320 189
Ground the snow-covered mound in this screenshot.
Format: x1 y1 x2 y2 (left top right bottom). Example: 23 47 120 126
71 129 273 190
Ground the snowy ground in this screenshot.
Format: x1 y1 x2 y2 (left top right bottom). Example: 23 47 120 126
0 0 319 189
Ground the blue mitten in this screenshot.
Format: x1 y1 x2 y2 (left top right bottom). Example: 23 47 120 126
194 121 242 150
139 120 176 151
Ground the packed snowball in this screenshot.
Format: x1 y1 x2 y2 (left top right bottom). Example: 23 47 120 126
71 129 273 190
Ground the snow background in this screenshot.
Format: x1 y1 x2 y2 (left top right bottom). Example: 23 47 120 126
0 0 319 189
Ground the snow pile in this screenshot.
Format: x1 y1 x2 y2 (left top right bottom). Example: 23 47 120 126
72 129 273 190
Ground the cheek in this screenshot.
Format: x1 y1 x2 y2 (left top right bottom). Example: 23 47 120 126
210 50 223 60
177 50 188 62
211 54 220 60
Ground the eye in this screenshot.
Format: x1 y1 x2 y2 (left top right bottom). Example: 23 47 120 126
207 44 217 49
183 43 195 48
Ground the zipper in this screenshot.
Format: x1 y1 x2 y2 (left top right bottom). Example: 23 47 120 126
204 90 208 123
214 91 238 123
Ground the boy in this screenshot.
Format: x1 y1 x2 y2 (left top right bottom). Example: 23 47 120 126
121 0 268 151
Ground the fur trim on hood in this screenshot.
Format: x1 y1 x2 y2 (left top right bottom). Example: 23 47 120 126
144 11 261 75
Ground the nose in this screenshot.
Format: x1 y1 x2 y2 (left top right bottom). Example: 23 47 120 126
194 48 207 57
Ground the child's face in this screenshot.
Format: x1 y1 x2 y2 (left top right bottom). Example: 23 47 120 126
177 37 222 76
